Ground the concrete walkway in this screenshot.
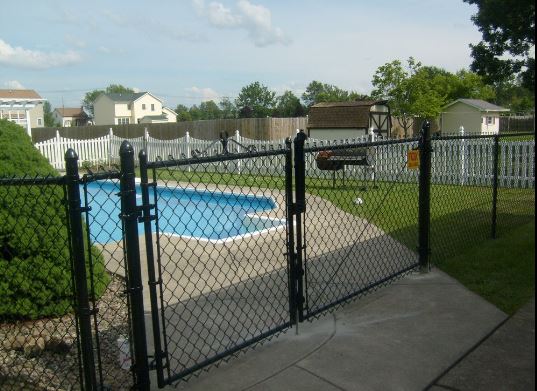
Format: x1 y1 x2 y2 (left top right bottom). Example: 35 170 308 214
428 297 535 391
150 269 513 391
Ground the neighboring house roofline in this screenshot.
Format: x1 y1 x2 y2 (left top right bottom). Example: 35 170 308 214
162 106 177 114
443 99 509 112
96 91 163 105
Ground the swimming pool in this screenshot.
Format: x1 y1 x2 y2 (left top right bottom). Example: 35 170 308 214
84 181 286 244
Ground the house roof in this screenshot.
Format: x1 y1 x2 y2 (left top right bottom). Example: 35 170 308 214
141 115 168 121
444 99 509 112
307 100 388 129
54 107 87 118
104 92 148 103
0 89 43 100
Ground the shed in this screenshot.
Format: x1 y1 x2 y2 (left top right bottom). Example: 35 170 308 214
440 99 509 135
307 100 392 140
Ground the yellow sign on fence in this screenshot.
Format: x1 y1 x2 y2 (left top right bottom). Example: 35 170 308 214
407 149 420 169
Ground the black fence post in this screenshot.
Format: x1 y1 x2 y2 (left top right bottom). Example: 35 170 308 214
418 121 432 272
65 149 98 391
284 138 297 325
491 135 500 239
294 130 308 321
139 149 166 387
119 141 150 391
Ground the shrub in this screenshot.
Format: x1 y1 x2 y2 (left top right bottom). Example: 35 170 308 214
0 119 109 320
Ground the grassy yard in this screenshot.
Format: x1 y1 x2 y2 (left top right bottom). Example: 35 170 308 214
149 167 535 312
436 220 535 315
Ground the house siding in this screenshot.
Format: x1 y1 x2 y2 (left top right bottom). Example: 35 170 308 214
94 95 117 125
131 95 162 123
441 102 482 134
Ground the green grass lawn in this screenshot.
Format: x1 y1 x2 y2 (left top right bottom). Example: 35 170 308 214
436 220 535 315
148 166 535 313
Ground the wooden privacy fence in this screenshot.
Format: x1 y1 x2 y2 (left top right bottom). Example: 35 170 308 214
35 130 535 188
31 117 308 143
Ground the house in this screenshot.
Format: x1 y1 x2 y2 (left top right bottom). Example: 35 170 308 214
93 92 177 126
53 107 92 127
0 89 46 136
440 99 510 134
307 100 392 140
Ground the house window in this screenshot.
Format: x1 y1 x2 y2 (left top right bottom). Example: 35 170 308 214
37 118 43 126
117 117 130 125
151 104 155 111
486 116 495 125
142 104 146 110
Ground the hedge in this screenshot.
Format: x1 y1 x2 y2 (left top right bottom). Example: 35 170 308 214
0 119 109 320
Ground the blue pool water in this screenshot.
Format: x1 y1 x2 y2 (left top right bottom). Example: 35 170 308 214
84 181 285 244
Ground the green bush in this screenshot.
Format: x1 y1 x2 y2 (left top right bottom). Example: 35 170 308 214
0 119 109 320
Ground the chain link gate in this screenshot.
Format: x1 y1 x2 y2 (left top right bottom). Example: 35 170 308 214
134 138 297 387
292 130 426 320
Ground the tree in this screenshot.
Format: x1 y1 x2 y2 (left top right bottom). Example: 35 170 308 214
175 104 192 122
188 105 203 121
273 91 305 117
219 98 237 119
302 81 369 108
371 57 444 137
199 100 222 120
494 78 535 113
235 82 276 118
420 67 495 102
464 0 535 91
43 101 58 127
82 84 135 115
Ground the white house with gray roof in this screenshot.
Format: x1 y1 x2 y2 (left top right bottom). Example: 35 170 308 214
93 92 177 126
440 99 510 134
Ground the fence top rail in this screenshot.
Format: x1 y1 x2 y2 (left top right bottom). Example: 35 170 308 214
146 147 289 169
304 137 420 153
81 171 122 183
435 132 535 142
0 175 66 186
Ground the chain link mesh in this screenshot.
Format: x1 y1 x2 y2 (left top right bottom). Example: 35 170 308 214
302 140 420 317
82 173 135 391
0 177 83 390
430 134 535 264
145 151 292 383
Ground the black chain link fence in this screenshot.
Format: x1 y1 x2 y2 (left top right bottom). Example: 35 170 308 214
429 133 535 264
0 129 534 390
0 176 84 390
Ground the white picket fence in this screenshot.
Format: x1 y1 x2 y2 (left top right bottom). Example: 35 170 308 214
35 129 535 188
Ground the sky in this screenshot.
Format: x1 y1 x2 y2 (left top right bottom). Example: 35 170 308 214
0 0 482 110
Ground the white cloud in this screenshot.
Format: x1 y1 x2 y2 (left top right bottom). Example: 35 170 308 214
193 0 290 47
0 39 82 69
187 86 220 102
3 80 26 89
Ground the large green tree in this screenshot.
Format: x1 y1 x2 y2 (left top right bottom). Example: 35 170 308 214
235 82 276 118
175 104 191 121
82 84 135 115
273 91 305 117
219 98 237 119
199 100 222 120
464 0 535 91
371 57 444 137
302 81 368 108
